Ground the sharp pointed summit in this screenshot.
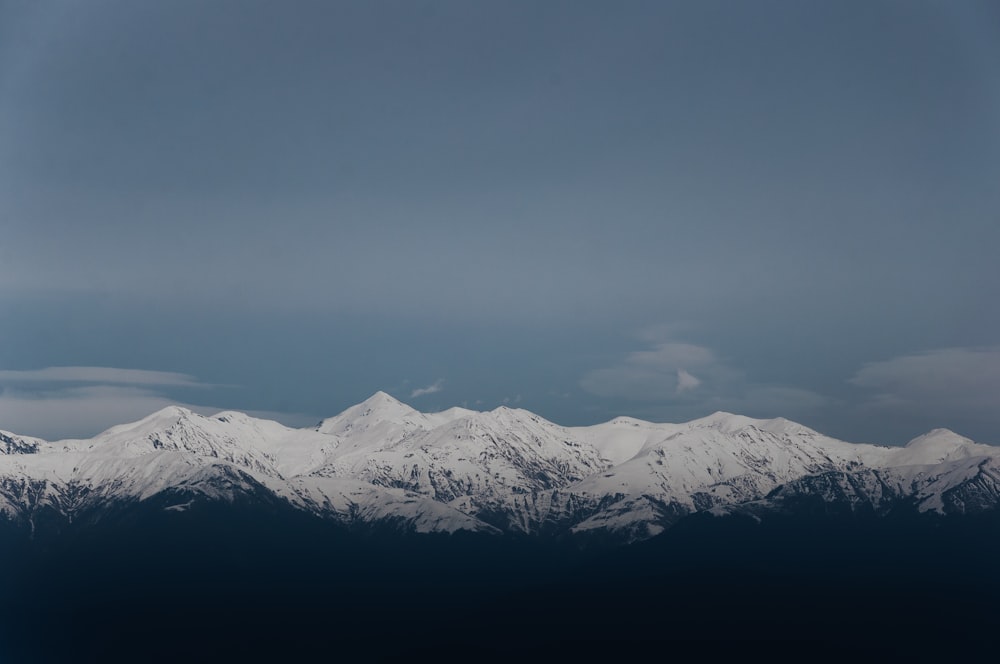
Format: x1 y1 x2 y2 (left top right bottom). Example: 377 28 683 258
329 391 417 421
363 390 405 406
314 390 428 444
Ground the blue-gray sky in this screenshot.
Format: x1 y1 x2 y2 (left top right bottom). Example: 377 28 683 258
2 0 999 444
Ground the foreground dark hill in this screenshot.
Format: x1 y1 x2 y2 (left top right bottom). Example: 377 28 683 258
2 497 997 661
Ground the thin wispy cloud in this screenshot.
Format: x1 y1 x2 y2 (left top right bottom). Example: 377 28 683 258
410 379 444 399
0 385 209 440
0 367 203 387
0 366 224 439
850 347 1000 416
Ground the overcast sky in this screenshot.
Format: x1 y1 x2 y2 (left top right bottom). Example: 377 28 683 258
2 0 998 443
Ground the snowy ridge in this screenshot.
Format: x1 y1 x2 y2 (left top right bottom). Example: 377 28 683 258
316 405 609 532
0 394 997 542
0 430 44 455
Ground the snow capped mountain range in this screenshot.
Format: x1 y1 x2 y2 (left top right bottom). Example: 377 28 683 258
2 392 998 542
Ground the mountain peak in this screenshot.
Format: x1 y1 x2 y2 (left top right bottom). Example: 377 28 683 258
327 391 419 420
356 390 415 411
87 405 207 443
351 391 420 417
689 411 757 431
426 406 477 426
892 428 982 465
113 405 195 429
150 405 195 419
316 391 424 436
486 405 544 424
905 428 971 449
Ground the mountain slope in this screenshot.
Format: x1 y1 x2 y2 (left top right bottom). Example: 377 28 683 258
0 431 43 455
554 413 892 540
716 431 1000 520
316 404 610 532
0 394 996 542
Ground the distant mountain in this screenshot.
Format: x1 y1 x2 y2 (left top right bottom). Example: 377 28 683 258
1 392 997 543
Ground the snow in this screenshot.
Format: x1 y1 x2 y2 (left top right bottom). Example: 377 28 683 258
568 418 683 466
0 430 44 455
0 392 997 541
888 428 996 467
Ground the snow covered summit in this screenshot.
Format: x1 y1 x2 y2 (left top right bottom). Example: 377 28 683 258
0 392 997 542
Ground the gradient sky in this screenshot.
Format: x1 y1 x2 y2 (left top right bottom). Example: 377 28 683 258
2 0 998 444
